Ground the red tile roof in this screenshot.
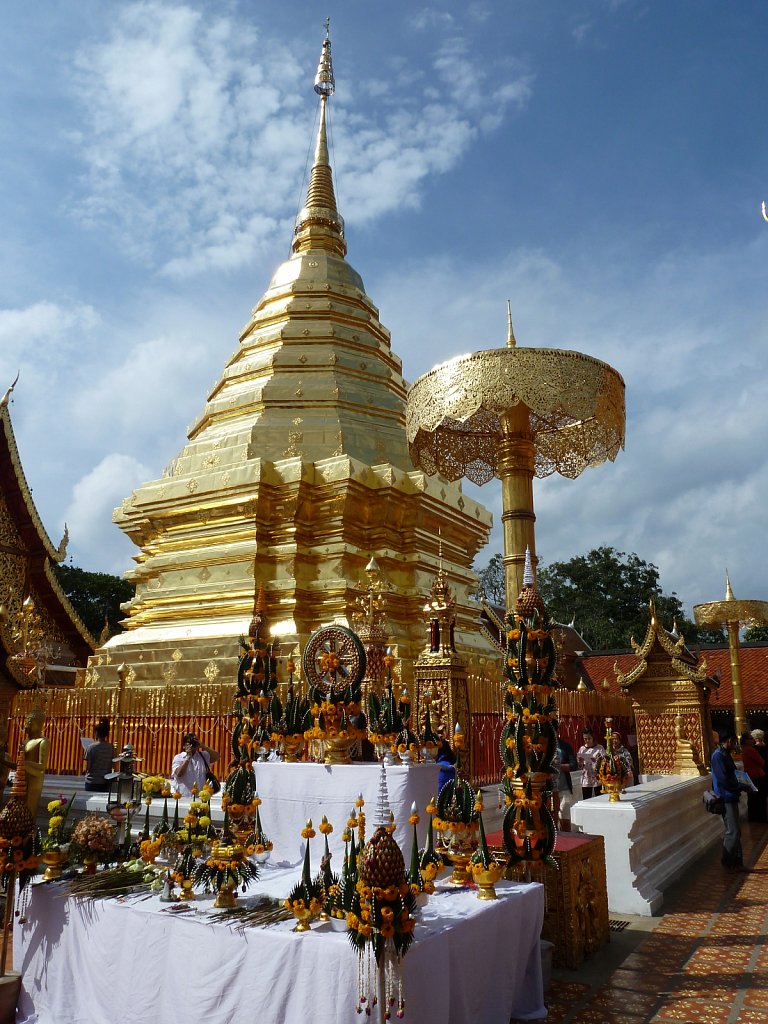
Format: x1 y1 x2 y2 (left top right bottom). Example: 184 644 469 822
578 644 768 713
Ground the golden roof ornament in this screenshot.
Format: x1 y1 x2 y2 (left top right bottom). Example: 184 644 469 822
406 305 625 607
0 370 19 409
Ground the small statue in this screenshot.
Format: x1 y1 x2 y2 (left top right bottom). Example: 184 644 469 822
23 708 49 819
159 870 177 903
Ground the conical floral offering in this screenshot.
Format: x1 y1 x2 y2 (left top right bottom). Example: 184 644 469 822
243 796 273 864
347 765 415 1018
596 718 631 801
406 803 433 899
432 726 479 885
284 820 323 931
498 548 559 877
418 798 442 883
194 803 259 909
152 785 173 841
470 794 501 899
172 845 198 900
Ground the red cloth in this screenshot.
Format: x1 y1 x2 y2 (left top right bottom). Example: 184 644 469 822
742 743 766 780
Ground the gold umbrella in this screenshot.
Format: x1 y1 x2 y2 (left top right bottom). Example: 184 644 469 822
406 307 625 606
694 574 768 736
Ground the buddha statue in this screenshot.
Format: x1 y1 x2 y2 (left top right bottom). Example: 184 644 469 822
23 708 49 818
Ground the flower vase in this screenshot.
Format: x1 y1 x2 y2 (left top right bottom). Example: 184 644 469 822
603 779 624 803
82 852 98 875
214 879 238 909
437 827 478 885
291 906 313 932
324 736 353 766
283 735 304 763
472 861 502 900
42 849 67 882
178 879 196 901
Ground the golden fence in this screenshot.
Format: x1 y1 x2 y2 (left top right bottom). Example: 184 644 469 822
9 685 236 778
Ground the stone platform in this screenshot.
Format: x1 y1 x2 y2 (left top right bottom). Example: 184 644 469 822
570 774 723 916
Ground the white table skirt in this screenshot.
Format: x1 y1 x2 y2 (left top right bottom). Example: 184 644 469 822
253 762 441 866
15 867 546 1024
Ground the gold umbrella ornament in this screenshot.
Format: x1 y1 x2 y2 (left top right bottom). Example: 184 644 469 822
406 305 626 607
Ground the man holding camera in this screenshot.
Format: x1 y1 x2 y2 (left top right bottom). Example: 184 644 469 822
171 733 220 797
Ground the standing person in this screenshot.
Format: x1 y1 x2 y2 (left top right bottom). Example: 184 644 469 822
711 728 748 870
553 722 578 830
751 729 768 773
740 731 767 823
84 718 116 793
577 727 605 799
171 733 220 797
436 737 456 795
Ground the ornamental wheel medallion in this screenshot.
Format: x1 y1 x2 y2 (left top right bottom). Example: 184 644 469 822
302 625 366 697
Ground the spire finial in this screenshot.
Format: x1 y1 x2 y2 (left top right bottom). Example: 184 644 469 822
506 300 517 349
725 570 735 601
293 22 345 257
0 371 20 410
522 546 534 588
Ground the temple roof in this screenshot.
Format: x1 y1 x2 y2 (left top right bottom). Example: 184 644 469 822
0 385 95 686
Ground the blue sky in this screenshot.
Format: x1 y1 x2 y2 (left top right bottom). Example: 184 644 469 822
1 1 767 620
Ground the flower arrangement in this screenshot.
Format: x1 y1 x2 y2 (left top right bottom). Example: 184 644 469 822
141 776 166 797
347 822 416 1019
241 796 273 862
231 603 281 765
222 761 260 824
270 671 311 759
396 722 420 763
368 659 407 751
172 845 198 900
152 785 174 840
406 804 434 898
418 798 443 882
72 815 116 870
595 718 631 798
180 784 216 846
193 840 260 908
43 794 76 851
470 793 502 899
284 820 324 930
499 554 560 875
140 837 162 864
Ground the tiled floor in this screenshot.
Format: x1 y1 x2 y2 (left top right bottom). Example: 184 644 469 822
540 822 768 1024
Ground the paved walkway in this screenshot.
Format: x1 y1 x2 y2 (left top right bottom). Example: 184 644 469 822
542 821 768 1024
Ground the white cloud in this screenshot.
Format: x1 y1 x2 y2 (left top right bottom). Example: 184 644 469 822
68 2 532 275
374 230 768 614
0 301 100 373
63 453 153 575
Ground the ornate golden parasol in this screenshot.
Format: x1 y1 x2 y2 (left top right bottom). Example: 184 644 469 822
406 307 625 606
694 574 768 736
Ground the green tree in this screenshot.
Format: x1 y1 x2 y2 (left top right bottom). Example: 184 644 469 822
535 547 696 650
745 625 768 642
52 564 133 639
473 552 506 606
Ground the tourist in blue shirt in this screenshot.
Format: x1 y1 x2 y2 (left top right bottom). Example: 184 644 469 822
711 728 749 870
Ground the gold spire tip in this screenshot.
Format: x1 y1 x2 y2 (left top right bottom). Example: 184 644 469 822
506 300 517 348
725 570 735 601
314 20 335 98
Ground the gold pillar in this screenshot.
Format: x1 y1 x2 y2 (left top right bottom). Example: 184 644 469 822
726 621 746 738
498 405 536 610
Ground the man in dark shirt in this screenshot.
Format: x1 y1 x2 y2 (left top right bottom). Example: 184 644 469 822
711 728 748 869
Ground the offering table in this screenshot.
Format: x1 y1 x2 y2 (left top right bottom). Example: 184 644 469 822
15 867 546 1024
253 762 441 864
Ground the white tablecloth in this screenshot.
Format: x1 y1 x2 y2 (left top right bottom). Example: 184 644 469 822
254 762 441 865
15 867 546 1024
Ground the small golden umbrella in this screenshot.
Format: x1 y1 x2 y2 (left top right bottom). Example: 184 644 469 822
694 574 768 737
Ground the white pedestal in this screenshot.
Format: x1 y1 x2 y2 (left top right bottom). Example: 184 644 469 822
570 775 723 916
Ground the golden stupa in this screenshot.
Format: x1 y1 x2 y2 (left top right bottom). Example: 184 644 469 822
90 28 493 691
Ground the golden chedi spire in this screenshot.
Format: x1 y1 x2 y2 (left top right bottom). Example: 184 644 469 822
293 25 346 259
103 22 492 692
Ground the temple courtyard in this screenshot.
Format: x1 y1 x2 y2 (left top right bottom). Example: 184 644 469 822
537 821 768 1024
